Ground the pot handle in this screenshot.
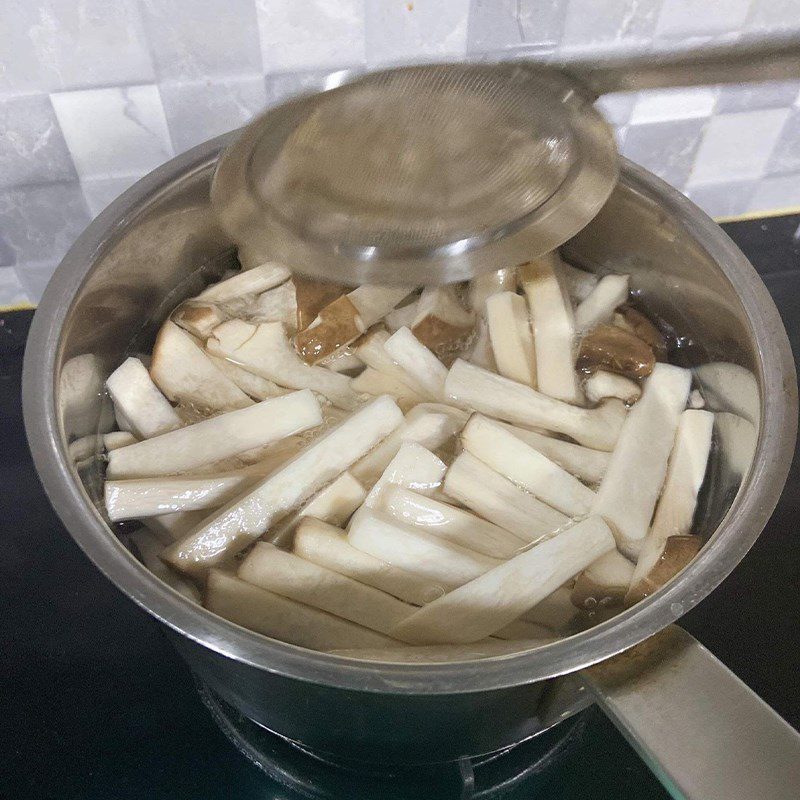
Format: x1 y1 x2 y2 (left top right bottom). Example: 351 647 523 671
582 625 800 800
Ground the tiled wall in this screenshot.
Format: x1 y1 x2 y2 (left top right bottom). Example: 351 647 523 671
2 0 799 307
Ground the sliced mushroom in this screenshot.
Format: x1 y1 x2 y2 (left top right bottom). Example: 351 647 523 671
208 320 359 409
379 485 526 560
628 409 713 599
384 300 419 333
468 267 517 312
362 442 447 509
577 324 656 380
141 510 208 542
293 518 443 606
689 388 705 409
351 367 426 411
693 361 759 424
207 353 287 400
519 254 582 403
293 275 347 331
615 306 668 360
625 536 701 605
196 263 290 302
521 586 579 632
571 549 635 609
106 390 322 479
348 509 500 588
574 274 630 333
560 261 599 304
485 291 536 386
249 281 298 332
172 302 225 339
128 530 201 603
465 317 497 371
353 327 433 399
60 353 115 437
238 543 416 636
591 363 692 559
584 370 642 405
164 395 403 573
205 569 398 651
104 431 138 450
150 320 252 412
390 517 615 645
446 359 626 451
410 286 475 363
493 422 610 485
384 327 449 401
443 452 567 544
318 348 364 374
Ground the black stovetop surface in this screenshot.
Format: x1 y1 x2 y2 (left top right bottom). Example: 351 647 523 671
2 214 799 800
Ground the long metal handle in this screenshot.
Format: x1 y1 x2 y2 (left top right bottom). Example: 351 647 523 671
559 32 800 96
582 625 800 800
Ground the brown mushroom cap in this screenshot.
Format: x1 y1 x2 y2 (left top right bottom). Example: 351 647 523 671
617 306 668 361
294 295 364 364
577 324 656 379
625 535 702 605
293 276 347 331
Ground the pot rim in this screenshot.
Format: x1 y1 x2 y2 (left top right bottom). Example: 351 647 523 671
23 133 798 695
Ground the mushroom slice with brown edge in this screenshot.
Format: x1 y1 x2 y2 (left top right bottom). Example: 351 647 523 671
106 356 182 439
353 327 433 399
196 263 290 302
443 451 568 544
172 302 225 339
485 292 536 386
267 471 367 547
615 306 668 361
391 517 615 645
379 485 526 560
296 285 411 364
574 274 630 333
351 367 426 412
150 320 252 412
519 253 582 404
445 359 626 451
461 414 596 517
410 286 475 363
293 275 347 331
494 421 610 485
208 320 359 409
578 324 656 380
626 408 713 603
591 363 692 559
293 518 443 606
625 536 702 605
128 529 201 603
163 395 403 573
205 569 399 651
384 327 449 401
571 549 635 609
361 442 447 509
560 261 599 304
106 390 322 479
348 509 501 588
584 370 642 405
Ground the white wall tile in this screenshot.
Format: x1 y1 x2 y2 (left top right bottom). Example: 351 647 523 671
365 0 470 67
688 108 791 185
160 77 267 154
715 80 800 114
17 261 59 303
629 86 718 125
0 267 32 309
51 85 173 179
80 175 140 218
561 0 663 50
596 93 638 127
685 180 757 218
766 108 800 176
466 0 567 53
139 0 263 80
265 68 365 106
0 94 77 188
747 173 800 213
655 0 751 38
257 0 365 73
745 0 800 31
0 0 154 94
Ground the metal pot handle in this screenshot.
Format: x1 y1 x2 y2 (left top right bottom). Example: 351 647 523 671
582 625 800 800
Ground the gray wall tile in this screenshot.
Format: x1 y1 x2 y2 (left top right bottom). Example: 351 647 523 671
685 180 758 219
747 173 800 213
766 108 800 176
80 175 140 218
0 267 32 308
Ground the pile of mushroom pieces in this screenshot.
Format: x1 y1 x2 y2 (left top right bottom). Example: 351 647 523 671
83 250 756 662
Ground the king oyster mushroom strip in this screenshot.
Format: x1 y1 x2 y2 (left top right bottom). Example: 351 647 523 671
98 254 726 661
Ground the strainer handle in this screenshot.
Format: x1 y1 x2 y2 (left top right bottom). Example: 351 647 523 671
560 32 800 96
582 625 800 800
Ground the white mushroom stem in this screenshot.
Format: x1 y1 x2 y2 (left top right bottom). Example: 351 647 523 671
150 320 252 412
69 432 137 464
104 431 138 450
164 395 403 573
692 361 759 424
591 363 692 559
445 359 626 451
196 263 290 302
141 510 208 542
329 639 548 662
107 390 320 479
714 411 757 480
348 509 500 588
468 268 517 311
350 405 466 487
493 422 610 485
249 281 298 330
318 349 364 374
348 285 412 326
571 549 635 609
128 530 201 603
208 320 358 409
362 442 446 510
379 485 525 560
391 517 615 645
443 451 568 544
384 300 419 333
205 570 398 651
689 388 705 409
519 255 582 403
207 354 287 400
384 327 449 401
485 292 536 386
465 317 496 371
267 472 367 547
521 586 579 631
172 302 225 339
560 261 599 304
584 370 642 405
106 357 183 439
461 415 596 517
238 543 415 636
351 367 427 411
629 409 713 592
353 328 433 399
573 274 630 332
294 518 443 606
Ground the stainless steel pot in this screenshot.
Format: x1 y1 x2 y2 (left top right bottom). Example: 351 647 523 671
23 132 799 796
